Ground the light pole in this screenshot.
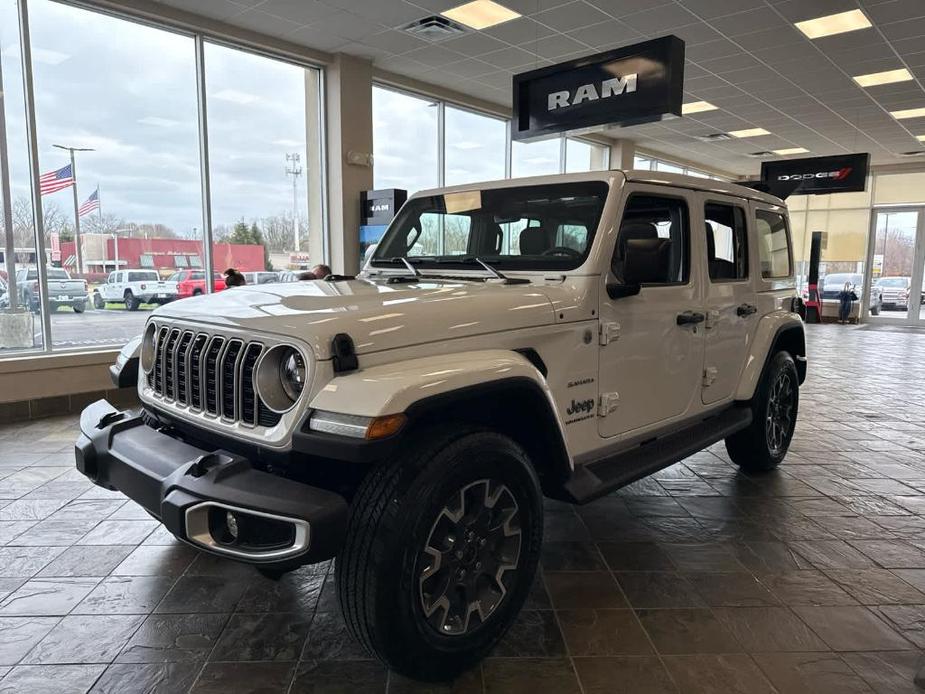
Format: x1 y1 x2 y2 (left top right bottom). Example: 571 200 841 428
110 227 132 274
52 143 94 276
286 153 302 252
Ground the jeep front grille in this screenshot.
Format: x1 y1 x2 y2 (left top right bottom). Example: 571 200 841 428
146 325 281 427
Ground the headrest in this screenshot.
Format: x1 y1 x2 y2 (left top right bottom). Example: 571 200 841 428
483 222 503 254
519 226 549 255
617 222 658 259
623 238 671 285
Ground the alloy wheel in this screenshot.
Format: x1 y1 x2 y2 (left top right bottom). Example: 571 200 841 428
417 479 522 636
766 371 795 456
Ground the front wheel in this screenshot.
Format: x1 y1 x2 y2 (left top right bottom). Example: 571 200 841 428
725 351 799 472
93 293 105 310
336 429 543 681
870 299 881 316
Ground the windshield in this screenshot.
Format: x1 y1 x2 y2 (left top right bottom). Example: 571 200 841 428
823 273 861 288
876 277 908 287
371 181 609 271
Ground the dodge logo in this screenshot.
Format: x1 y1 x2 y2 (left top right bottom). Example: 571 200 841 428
777 167 853 182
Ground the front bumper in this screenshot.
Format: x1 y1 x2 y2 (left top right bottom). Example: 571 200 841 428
75 399 348 569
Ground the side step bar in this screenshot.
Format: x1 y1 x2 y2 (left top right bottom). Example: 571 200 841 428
563 406 752 504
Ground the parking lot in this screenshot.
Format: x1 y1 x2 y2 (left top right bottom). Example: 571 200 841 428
0 307 152 354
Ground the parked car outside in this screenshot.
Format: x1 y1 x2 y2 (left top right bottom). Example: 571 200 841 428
169 270 226 299
276 270 301 282
818 272 881 316
16 267 88 313
874 276 923 310
242 271 279 285
93 270 178 311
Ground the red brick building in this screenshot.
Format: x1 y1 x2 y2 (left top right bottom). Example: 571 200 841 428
61 236 266 275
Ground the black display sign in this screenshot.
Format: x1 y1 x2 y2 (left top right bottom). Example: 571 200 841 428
361 188 407 225
760 153 870 195
512 35 684 141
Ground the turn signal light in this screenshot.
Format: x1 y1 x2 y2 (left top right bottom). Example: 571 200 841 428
367 414 407 440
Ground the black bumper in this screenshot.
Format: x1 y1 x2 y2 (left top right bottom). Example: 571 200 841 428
75 400 348 569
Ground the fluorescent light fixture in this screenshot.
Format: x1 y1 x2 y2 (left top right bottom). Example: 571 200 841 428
728 127 770 138
773 147 809 155
795 9 871 39
853 68 913 88
918 135 925 142
682 101 718 115
891 107 925 120
441 0 520 30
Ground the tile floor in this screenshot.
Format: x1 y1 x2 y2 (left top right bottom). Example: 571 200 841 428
0 324 924 693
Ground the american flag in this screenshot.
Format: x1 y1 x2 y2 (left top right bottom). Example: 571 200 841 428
39 163 74 195
78 188 100 217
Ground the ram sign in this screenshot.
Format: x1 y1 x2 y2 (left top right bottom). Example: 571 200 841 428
511 35 685 141
760 153 870 195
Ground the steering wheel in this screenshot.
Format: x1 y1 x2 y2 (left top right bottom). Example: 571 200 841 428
540 246 582 258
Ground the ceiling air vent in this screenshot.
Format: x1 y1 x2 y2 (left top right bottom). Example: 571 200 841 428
898 150 925 157
401 16 468 41
695 133 732 142
747 151 775 158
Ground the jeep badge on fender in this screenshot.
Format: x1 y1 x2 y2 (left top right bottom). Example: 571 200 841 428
76 168 805 682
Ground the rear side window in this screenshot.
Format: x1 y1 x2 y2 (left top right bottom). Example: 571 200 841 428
128 271 158 282
705 203 748 281
755 210 792 279
614 194 690 284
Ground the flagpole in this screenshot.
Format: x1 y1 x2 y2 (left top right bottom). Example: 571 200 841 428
52 143 94 275
97 184 104 271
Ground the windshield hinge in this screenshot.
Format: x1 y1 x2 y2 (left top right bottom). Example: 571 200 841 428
599 321 621 346
705 309 720 330
703 367 718 387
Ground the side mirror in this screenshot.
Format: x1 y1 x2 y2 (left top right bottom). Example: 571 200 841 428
606 282 640 299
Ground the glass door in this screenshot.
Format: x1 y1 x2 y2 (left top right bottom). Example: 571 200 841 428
865 208 925 322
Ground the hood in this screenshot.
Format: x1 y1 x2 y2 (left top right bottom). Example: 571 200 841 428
154 277 557 359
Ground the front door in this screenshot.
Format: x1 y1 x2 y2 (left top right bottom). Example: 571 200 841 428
701 196 756 404
865 207 925 323
598 187 705 438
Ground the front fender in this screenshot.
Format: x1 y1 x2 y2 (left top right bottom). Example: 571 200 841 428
310 349 556 418
735 311 805 401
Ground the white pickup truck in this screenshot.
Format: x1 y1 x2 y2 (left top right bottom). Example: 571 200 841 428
92 270 177 311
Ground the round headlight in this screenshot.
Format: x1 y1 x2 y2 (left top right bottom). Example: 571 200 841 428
140 322 158 374
279 349 306 402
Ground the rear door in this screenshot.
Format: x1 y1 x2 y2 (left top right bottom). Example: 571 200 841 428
701 195 757 404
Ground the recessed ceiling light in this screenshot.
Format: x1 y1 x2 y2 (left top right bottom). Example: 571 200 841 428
729 128 770 138
773 147 809 155
441 0 520 30
853 68 914 88
891 107 925 120
682 101 718 115
795 9 871 39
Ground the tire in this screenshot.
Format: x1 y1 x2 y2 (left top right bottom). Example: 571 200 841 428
725 351 799 473
72 302 85 314
125 291 140 311
336 428 543 681
93 293 105 310
870 298 881 316
192 288 203 296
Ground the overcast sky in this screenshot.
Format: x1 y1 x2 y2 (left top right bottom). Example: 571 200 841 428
1 0 310 237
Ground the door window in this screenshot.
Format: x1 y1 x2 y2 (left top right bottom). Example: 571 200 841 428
755 210 792 279
705 203 748 281
614 195 690 284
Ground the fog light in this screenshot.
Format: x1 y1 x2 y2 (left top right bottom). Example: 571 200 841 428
226 511 239 540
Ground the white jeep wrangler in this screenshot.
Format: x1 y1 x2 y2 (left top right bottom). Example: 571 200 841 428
76 170 806 681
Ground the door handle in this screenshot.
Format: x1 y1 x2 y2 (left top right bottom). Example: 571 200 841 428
736 303 758 317
676 311 706 326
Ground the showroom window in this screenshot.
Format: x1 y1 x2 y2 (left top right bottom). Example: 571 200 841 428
565 138 609 173
373 86 439 194
633 154 722 180
444 105 506 186
0 0 325 357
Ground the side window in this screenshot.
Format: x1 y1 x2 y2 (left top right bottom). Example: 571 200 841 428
107 272 115 284
755 210 792 279
705 203 748 281
614 194 689 285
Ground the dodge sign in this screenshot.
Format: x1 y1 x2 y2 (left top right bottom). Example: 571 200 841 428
760 153 870 195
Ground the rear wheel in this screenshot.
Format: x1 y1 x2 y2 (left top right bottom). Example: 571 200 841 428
336 429 543 681
726 351 799 472
72 302 85 314
125 291 140 311
871 297 881 316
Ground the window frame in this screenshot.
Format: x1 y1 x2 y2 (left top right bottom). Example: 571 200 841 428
755 207 794 281
615 191 692 288
704 200 749 284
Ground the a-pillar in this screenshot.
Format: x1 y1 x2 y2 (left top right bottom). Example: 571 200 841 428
321 53 374 274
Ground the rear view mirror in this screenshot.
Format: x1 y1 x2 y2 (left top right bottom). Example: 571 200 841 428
606 282 640 299
622 238 671 286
